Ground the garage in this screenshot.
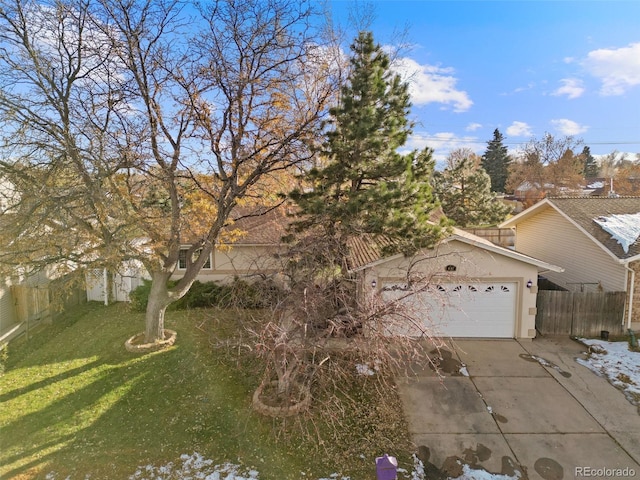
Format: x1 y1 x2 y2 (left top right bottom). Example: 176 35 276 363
349 228 563 339
381 281 517 338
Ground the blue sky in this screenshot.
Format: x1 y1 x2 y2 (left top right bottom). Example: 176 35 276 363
327 1 640 166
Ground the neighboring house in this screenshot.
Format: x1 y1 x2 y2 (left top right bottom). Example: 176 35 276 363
0 278 18 341
348 228 562 339
0 176 19 213
500 196 640 329
0 178 20 338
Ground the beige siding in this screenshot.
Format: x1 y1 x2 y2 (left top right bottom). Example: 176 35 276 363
628 261 640 324
0 281 17 334
515 207 626 292
363 239 540 339
173 245 284 284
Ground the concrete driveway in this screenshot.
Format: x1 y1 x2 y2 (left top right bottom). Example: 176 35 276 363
397 337 640 479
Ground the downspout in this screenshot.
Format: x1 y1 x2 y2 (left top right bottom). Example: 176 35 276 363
624 264 634 330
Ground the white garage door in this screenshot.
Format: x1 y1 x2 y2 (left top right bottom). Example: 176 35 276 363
381 282 517 338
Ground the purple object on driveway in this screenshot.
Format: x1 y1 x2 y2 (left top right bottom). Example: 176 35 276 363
375 454 398 480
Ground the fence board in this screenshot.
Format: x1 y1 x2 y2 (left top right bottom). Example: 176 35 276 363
536 290 625 336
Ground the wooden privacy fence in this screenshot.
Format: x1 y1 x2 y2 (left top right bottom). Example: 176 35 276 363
463 228 515 248
5 280 86 341
535 290 626 337
11 285 52 324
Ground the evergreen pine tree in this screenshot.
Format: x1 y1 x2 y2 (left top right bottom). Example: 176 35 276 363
481 129 511 193
580 146 599 178
433 158 512 227
290 31 442 255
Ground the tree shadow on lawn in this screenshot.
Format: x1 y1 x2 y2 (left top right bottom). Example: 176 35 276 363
0 359 103 403
1 304 311 480
4 303 143 370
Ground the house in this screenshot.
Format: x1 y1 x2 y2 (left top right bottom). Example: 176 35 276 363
500 196 640 329
86 207 288 302
348 228 562 339
172 207 288 284
87 205 562 340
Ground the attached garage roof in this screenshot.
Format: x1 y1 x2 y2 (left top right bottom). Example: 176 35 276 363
347 227 563 273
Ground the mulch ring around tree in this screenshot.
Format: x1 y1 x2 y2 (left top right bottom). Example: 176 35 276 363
125 329 177 353
252 380 312 417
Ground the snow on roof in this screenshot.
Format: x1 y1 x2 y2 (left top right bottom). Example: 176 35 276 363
593 213 640 253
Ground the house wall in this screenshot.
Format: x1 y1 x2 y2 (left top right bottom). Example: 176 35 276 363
0 279 17 335
627 261 640 325
86 245 285 303
172 245 284 283
514 207 626 292
0 177 19 212
362 239 540 339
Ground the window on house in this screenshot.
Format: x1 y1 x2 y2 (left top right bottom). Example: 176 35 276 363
178 248 212 269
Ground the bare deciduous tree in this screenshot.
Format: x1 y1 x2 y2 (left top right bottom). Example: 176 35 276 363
0 0 339 343
237 233 448 419
506 133 584 205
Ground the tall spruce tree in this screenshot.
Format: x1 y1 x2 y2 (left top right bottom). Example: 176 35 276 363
433 158 512 227
481 129 511 193
290 31 442 255
580 146 599 178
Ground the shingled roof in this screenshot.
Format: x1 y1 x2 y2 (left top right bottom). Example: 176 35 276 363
346 227 562 273
502 196 640 261
345 235 399 271
226 206 291 245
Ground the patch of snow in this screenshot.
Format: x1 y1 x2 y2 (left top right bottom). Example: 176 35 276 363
593 213 640 253
486 405 493 414
448 464 522 480
459 365 469 376
128 453 259 480
588 181 605 188
410 455 426 480
529 354 552 368
355 363 375 376
577 338 640 406
355 358 382 376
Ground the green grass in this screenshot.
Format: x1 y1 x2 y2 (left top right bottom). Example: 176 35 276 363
0 303 414 479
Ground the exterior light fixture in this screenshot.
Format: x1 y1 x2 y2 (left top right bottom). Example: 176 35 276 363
371 279 377 289
526 279 533 288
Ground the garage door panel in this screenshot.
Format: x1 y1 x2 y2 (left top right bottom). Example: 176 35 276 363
381 282 516 338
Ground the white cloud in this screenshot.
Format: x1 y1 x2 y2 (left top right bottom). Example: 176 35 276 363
552 78 585 99
506 121 533 137
466 123 482 132
501 82 536 96
403 131 483 169
392 57 473 112
550 118 588 135
583 42 640 95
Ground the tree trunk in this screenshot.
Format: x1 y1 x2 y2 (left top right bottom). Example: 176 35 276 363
144 271 173 343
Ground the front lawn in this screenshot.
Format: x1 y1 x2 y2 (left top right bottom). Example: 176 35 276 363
0 303 413 479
